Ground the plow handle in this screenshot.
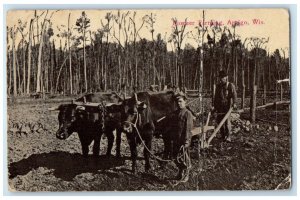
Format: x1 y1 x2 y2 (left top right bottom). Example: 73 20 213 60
206 107 233 146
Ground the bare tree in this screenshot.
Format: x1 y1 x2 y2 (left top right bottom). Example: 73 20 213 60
144 13 158 86
7 27 12 95
26 19 33 94
190 13 207 92
241 39 249 109
111 10 130 92
130 12 145 89
75 11 90 92
169 17 189 89
68 13 73 94
10 26 17 96
36 10 49 93
16 19 28 94
101 12 113 91
249 37 269 122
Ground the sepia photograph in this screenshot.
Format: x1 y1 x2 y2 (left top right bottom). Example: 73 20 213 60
6 8 291 192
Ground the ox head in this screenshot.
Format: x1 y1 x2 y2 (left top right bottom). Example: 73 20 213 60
121 93 147 134
49 104 87 140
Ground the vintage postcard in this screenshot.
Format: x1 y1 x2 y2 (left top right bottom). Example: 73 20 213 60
6 8 291 191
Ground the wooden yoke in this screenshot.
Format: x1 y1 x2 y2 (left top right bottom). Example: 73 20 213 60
72 101 120 107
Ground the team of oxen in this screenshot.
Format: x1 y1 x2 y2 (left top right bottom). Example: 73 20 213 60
49 91 185 173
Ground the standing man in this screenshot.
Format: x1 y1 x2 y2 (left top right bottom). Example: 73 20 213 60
212 70 237 142
172 92 194 182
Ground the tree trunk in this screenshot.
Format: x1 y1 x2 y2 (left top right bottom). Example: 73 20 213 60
153 56 156 85
104 58 107 91
268 56 271 90
83 29 87 92
49 41 53 93
52 40 57 93
22 39 26 94
55 55 68 93
242 65 245 109
162 53 165 89
118 52 121 92
175 53 178 87
12 28 17 96
135 50 138 89
101 51 104 91
16 54 21 93
263 62 267 105
250 61 257 123
247 56 250 91
7 27 11 95
27 19 33 94
280 84 283 101
200 10 205 148
235 49 238 88
68 13 73 94
78 55 81 93
193 66 198 90
36 16 48 93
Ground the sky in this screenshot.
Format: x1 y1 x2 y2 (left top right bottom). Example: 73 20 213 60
6 8 290 54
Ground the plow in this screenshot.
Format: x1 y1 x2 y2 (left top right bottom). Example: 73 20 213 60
191 107 233 148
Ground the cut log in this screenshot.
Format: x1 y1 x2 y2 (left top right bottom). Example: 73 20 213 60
256 101 290 109
237 100 290 113
276 79 290 84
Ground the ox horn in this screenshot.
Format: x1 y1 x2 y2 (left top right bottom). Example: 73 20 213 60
105 102 119 107
48 106 60 111
134 93 138 102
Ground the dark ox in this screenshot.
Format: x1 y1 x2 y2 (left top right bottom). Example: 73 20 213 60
54 92 123 157
111 91 178 173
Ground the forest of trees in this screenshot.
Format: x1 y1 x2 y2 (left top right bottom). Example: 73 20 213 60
6 10 290 98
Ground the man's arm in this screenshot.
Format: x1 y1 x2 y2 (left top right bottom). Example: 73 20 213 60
230 83 237 108
213 85 220 110
184 110 194 147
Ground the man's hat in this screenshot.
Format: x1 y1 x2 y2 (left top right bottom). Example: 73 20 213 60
219 70 228 78
175 91 187 100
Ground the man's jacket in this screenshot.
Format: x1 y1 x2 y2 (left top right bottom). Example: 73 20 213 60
214 82 237 113
169 108 194 146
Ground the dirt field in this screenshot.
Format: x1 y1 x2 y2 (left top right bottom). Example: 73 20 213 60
7 97 291 191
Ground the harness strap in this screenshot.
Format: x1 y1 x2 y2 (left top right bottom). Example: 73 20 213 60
124 120 173 163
